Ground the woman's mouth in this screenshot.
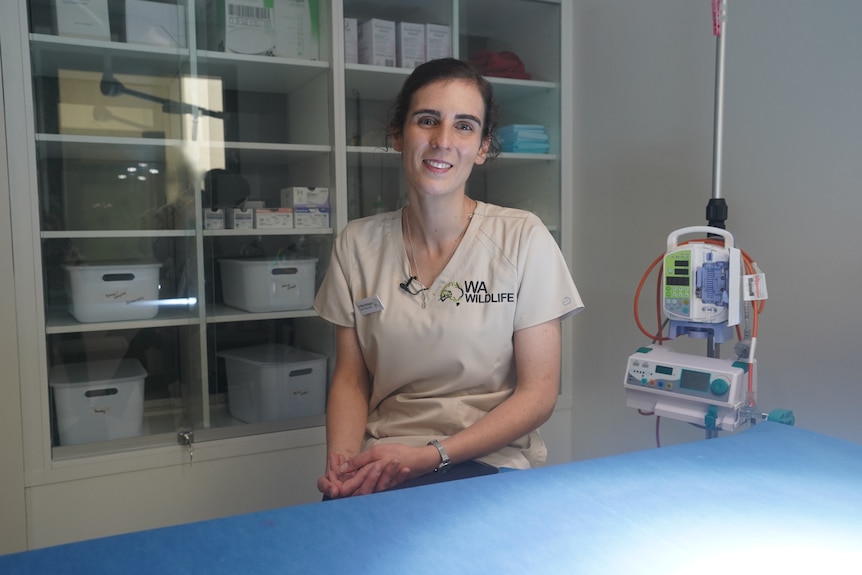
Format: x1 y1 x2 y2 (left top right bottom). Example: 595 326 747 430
424 159 452 170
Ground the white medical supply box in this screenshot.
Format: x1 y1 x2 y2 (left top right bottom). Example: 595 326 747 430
64 262 162 323
50 358 147 445
358 18 395 67
254 208 294 229
226 207 254 229
274 0 319 59
425 23 451 60
125 0 187 47
54 0 111 40
344 17 358 64
280 186 330 210
219 257 317 312
218 344 327 422
204 208 226 229
396 22 425 69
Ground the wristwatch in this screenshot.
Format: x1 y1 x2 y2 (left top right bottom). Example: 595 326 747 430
428 439 452 473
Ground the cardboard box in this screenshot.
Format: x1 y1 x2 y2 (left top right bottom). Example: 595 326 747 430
425 23 451 61
255 208 294 228
55 0 111 40
204 208 225 229
396 22 425 69
294 208 329 229
280 186 329 209
344 17 358 64
125 0 187 47
219 0 276 55
226 207 254 229
358 18 395 67
274 0 319 59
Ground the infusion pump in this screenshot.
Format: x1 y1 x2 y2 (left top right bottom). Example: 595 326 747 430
624 345 752 431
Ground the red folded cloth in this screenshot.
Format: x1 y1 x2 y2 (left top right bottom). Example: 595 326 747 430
468 50 532 80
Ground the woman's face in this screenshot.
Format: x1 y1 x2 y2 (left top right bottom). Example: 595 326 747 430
393 79 489 199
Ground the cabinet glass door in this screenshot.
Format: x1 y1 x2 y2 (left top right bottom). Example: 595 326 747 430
194 0 335 436
24 0 335 456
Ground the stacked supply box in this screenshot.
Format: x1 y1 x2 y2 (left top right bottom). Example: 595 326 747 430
281 186 330 228
50 358 147 445
274 0 319 59
218 344 327 422
218 0 276 54
125 0 187 47
206 0 319 58
226 207 254 229
254 208 294 229
396 22 425 69
64 262 162 323
425 23 451 60
204 208 225 229
344 17 358 64
219 257 317 312
54 0 111 40
358 18 395 67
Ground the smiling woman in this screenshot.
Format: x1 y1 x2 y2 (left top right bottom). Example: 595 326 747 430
312 58 584 499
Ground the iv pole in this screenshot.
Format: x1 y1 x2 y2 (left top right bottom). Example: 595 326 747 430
706 0 728 360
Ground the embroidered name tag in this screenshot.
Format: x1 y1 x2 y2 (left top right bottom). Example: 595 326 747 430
356 295 385 315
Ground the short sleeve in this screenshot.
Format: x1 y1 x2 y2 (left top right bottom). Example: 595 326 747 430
513 215 584 331
313 229 356 328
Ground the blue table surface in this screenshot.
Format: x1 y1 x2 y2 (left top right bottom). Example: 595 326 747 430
3 422 862 574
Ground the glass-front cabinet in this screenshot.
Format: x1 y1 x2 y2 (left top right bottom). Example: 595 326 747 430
21 0 337 460
4 0 568 479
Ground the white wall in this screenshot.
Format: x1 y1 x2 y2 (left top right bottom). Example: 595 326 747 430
570 0 862 459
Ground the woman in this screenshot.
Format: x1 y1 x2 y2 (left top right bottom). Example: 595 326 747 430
314 58 583 498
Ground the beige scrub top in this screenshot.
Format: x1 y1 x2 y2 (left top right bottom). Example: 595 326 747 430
313 201 583 469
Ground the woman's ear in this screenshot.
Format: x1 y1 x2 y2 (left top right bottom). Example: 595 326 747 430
475 136 490 165
391 131 403 152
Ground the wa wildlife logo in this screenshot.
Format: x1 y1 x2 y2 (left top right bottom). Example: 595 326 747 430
440 280 515 306
439 282 465 305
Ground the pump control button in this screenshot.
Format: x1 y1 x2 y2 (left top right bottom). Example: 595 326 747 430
710 378 730 395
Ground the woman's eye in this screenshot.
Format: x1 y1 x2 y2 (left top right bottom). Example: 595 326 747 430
456 123 475 132
418 117 436 126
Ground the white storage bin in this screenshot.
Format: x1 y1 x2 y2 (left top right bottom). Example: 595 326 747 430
49 358 147 446
64 263 162 323
219 258 317 312
218 344 327 423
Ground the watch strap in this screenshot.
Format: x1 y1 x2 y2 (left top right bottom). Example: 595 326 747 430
428 439 451 473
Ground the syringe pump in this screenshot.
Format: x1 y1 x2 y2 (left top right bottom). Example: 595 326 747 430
624 345 752 432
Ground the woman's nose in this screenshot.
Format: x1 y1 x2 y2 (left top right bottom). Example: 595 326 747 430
430 126 451 149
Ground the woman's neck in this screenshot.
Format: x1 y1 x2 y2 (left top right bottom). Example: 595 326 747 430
403 196 475 287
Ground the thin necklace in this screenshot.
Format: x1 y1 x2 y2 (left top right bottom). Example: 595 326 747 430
405 198 475 309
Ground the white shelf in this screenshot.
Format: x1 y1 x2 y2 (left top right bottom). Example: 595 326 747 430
29 34 190 77
197 50 329 93
41 230 195 239
204 227 332 237
45 307 200 335
205 304 319 324
36 134 186 161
